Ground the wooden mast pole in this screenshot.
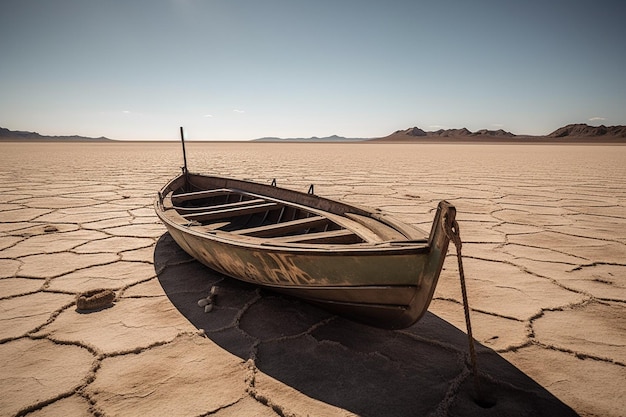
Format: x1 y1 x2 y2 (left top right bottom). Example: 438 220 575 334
180 126 188 175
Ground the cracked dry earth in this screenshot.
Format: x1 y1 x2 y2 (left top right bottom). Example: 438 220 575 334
1 142 625 417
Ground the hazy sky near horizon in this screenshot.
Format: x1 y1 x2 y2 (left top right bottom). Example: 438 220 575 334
1 0 624 140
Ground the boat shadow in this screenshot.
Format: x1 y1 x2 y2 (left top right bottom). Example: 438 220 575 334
154 233 579 417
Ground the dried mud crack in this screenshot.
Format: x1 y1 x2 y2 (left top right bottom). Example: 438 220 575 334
1 143 624 416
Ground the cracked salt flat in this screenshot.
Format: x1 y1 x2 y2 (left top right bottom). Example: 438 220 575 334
0 142 624 416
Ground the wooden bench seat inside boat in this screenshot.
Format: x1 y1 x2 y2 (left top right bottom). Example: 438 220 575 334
270 228 360 244
182 202 280 222
174 198 266 214
233 215 330 237
171 188 233 203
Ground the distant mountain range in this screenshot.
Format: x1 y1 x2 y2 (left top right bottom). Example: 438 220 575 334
2 123 625 143
382 126 516 138
253 134 366 142
255 123 626 143
374 124 626 142
0 127 112 142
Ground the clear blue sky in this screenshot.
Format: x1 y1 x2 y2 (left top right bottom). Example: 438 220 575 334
1 0 624 140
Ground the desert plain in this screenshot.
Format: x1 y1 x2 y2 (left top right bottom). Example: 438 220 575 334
0 141 624 417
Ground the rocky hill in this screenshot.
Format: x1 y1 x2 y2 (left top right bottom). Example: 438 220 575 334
547 124 626 138
378 126 516 141
0 127 112 142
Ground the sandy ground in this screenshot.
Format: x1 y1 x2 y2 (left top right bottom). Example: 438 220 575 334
0 142 624 417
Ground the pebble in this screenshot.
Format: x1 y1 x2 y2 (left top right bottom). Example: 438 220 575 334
197 298 210 307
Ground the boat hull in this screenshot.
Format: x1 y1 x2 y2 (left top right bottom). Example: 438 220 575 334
156 173 454 329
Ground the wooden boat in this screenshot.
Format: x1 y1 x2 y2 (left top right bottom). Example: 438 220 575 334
154 128 455 329
155 170 455 329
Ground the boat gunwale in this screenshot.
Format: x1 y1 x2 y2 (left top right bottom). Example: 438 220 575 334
155 173 434 255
